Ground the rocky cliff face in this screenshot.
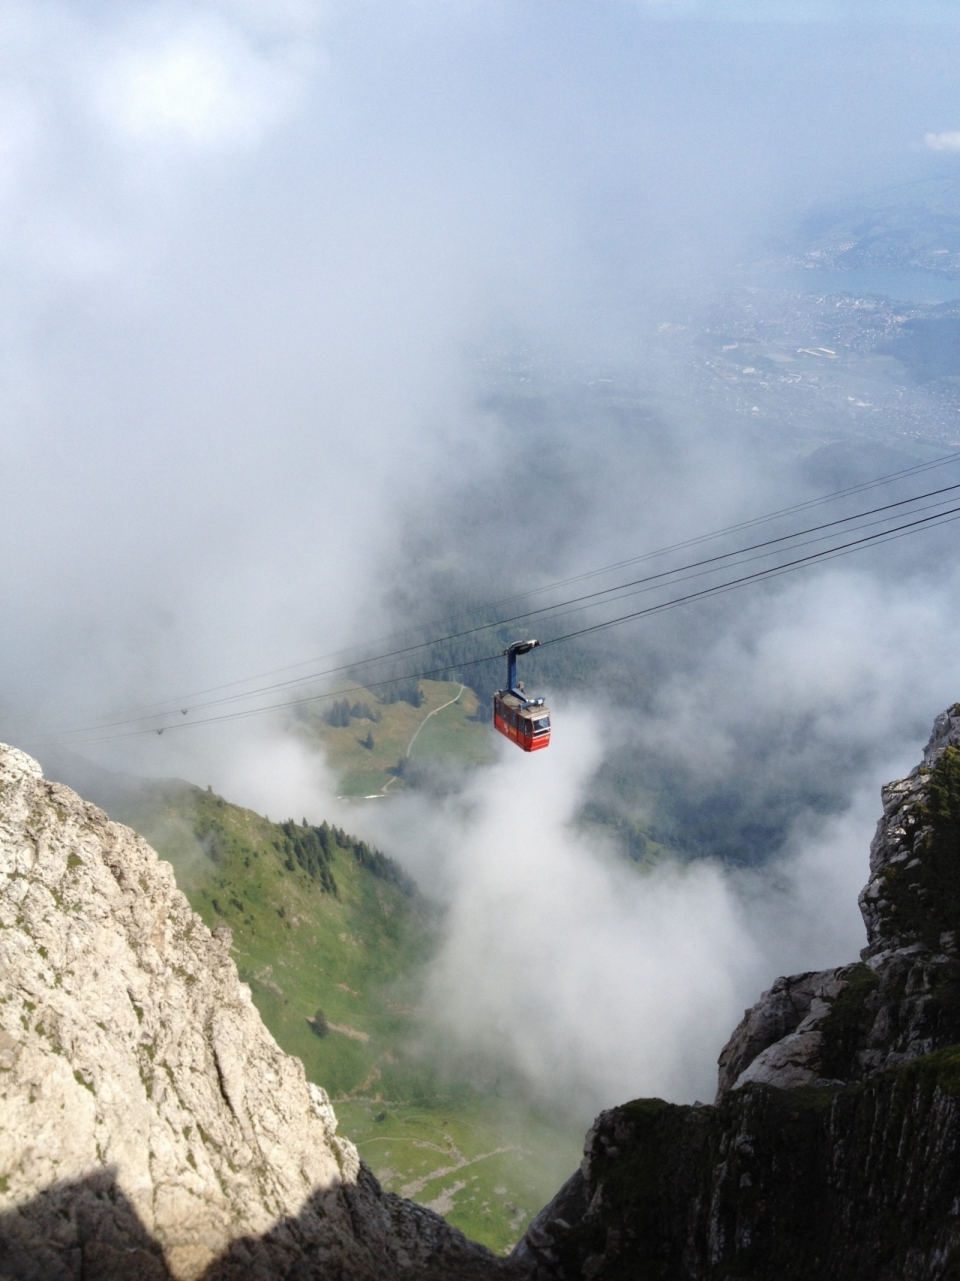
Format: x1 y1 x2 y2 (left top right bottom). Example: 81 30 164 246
514 705 960 1281
0 743 513 1281
717 704 960 1098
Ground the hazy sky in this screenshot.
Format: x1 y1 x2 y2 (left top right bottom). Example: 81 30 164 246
5 0 960 1112
5 0 960 741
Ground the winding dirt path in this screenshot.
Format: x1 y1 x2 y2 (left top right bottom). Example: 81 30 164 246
404 684 466 758
380 685 465 793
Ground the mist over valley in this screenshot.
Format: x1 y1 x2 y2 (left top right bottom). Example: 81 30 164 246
5 0 960 1266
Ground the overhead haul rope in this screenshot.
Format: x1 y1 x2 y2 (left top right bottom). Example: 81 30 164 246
523 488 960 630
539 503 960 649
52 486 960 739
58 500 960 745
51 448 960 735
53 477 960 736
52 480 960 738
477 448 960 600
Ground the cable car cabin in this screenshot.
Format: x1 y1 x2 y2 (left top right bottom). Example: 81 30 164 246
493 639 551 751
493 689 551 752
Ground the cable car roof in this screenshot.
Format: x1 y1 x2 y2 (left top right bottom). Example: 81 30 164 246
496 690 549 714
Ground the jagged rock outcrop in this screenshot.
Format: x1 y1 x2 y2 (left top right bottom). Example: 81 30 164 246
514 704 960 1280
0 744 512 1280
715 703 960 1096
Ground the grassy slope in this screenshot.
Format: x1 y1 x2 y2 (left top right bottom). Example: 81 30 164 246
106 780 432 1095
94 770 581 1253
299 679 494 797
336 1094 579 1252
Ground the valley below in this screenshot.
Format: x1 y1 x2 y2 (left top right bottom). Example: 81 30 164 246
9 11 960 1276
10 700 960 1279
43 732 582 1255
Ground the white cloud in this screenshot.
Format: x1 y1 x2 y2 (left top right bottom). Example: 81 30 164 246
349 709 756 1110
630 568 960 788
925 130 960 151
95 20 308 150
0 91 38 205
331 563 960 1117
182 719 339 823
343 703 875 1115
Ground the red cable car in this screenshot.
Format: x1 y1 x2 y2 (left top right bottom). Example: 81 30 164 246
493 640 551 752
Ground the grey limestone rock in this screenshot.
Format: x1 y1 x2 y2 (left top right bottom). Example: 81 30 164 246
0 743 509 1280
716 968 842 1095
859 703 960 960
713 703 960 1096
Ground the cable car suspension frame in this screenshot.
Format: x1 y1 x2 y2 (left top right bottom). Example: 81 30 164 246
493 639 551 752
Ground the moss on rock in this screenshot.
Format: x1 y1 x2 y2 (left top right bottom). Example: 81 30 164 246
875 746 960 952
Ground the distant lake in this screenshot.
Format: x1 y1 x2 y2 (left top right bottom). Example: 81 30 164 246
774 268 960 304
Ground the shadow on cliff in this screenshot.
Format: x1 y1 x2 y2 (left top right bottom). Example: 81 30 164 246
0 1167 171 1281
0 1165 523 1281
201 1165 523 1281
515 1053 960 1281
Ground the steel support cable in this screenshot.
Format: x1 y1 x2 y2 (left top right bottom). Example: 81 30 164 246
540 505 960 649
52 478 960 738
511 490 960 631
461 449 960 600
51 449 960 731
52 479 960 742
61 502 960 745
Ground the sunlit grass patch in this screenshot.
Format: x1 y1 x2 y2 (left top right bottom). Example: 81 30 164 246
299 679 494 796
336 1094 582 1254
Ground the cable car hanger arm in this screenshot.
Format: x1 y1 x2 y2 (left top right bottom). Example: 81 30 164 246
504 639 542 703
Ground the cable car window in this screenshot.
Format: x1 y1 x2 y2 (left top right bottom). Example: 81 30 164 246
533 717 550 731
